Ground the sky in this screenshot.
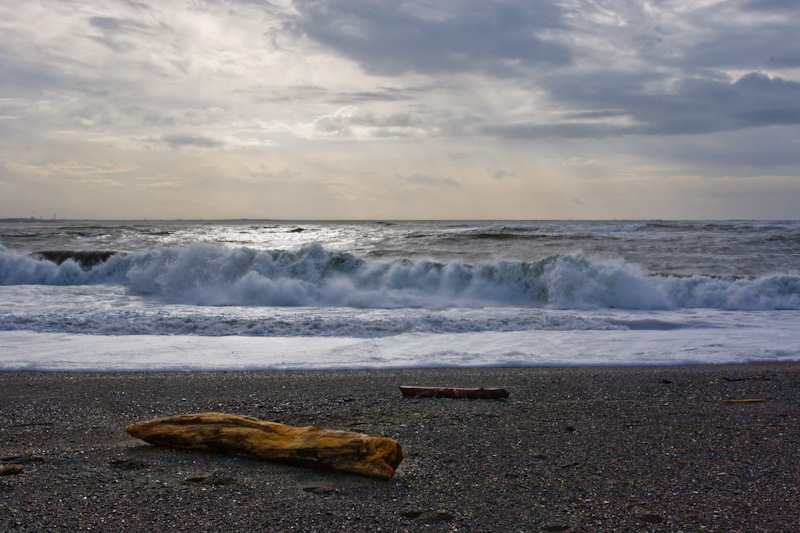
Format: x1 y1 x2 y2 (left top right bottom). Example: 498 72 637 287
1 0 799 220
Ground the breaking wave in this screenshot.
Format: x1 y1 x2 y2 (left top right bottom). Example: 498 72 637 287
1 243 798 310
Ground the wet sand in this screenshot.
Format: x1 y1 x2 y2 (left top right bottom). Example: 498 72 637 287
2 364 799 531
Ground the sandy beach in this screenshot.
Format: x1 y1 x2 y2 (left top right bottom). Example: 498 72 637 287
1 364 799 532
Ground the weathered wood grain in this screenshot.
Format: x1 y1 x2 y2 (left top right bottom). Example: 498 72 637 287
126 412 402 479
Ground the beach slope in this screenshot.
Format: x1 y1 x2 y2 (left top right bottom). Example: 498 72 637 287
2 364 799 531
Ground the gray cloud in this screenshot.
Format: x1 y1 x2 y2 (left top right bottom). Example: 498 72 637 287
87 15 162 52
282 0 800 143
678 22 800 70
564 0 800 73
1 0 799 219
633 126 800 176
487 71 800 139
89 16 148 32
144 108 227 128
331 87 427 103
161 134 224 148
0 58 66 98
491 169 514 180
296 105 437 139
741 0 800 10
483 122 635 140
289 0 571 76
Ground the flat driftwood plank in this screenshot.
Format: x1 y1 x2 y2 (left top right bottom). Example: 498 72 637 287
126 412 402 479
399 386 510 400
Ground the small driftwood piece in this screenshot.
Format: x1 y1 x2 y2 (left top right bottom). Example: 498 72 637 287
0 464 23 476
723 398 765 403
126 412 402 479
399 386 509 400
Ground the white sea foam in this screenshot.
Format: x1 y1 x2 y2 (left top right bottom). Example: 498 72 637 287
0 284 637 336
2 243 798 310
2 319 799 370
2 220 800 371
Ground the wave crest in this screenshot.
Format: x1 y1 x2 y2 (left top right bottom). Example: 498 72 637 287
1 243 798 310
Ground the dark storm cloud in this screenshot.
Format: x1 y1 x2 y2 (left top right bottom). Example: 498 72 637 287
289 0 571 76
740 0 800 13
486 71 800 139
614 0 800 71
279 0 800 144
678 21 800 70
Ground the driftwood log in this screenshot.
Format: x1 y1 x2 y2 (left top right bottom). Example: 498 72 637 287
399 386 510 400
126 412 402 479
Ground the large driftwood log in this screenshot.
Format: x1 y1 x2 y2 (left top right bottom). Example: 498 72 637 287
400 386 510 400
126 412 402 479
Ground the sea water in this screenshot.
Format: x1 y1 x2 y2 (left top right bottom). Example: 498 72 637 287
1 220 799 370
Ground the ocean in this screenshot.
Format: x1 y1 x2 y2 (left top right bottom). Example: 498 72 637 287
1 219 799 371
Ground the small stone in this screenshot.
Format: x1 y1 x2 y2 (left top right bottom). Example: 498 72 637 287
107 459 146 470
400 510 454 522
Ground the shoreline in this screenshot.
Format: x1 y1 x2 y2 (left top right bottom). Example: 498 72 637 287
4 326 800 371
2 363 799 531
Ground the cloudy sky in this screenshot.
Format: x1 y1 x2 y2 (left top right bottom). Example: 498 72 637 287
1 0 799 220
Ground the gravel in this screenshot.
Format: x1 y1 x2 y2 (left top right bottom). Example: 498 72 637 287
2 364 799 532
